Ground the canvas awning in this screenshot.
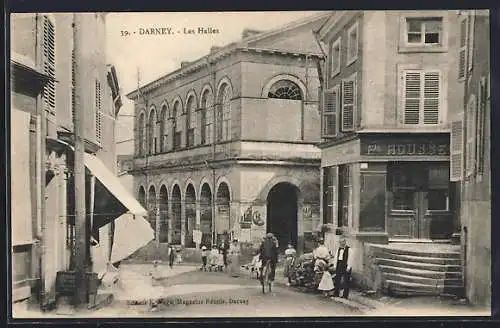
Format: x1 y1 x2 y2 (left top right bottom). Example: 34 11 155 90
84 153 147 229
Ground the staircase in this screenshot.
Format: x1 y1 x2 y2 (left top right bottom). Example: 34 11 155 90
369 243 463 297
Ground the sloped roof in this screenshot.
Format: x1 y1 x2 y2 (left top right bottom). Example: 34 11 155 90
126 12 331 99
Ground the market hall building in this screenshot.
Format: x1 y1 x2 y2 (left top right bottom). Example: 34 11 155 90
315 11 465 296
126 13 329 260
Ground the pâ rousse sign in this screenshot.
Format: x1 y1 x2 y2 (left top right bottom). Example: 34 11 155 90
361 136 450 156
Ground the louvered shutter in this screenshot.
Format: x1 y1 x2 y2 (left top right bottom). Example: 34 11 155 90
342 78 355 131
450 118 464 181
423 71 440 124
322 88 339 137
95 80 102 143
468 13 475 72
42 15 56 113
403 71 421 125
458 17 467 79
71 50 76 121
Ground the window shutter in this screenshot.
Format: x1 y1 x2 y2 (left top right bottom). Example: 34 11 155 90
458 17 467 79
341 78 355 131
423 71 440 124
322 88 339 137
450 118 464 181
403 71 421 124
95 80 102 143
468 13 475 72
42 15 56 113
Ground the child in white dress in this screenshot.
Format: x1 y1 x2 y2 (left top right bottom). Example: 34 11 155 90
250 252 262 279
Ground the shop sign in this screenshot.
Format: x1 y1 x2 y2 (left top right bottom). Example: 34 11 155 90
361 138 449 156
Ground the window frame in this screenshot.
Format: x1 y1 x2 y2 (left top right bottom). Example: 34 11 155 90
330 36 341 77
346 22 359 66
399 12 449 53
398 64 447 127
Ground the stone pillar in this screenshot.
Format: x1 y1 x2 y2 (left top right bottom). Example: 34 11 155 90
195 200 201 248
155 204 160 247
167 198 173 244
180 197 186 246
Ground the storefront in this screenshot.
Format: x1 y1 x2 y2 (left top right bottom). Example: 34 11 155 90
321 132 454 245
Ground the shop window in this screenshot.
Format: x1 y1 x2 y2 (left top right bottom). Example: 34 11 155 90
392 190 415 211
427 165 449 211
323 166 337 224
389 165 417 211
338 165 352 227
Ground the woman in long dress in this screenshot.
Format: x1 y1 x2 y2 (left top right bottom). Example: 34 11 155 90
228 239 241 277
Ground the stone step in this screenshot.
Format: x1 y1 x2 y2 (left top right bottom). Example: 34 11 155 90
378 265 463 280
386 280 463 297
374 251 462 265
375 258 462 273
383 272 462 286
370 245 461 259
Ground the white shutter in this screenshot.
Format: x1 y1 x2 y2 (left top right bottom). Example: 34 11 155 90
450 118 464 181
341 76 356 131
42 15 56 113
322 87 339 137
458 17 468 79
403 71 421 125
468 13 475 72
95 80 102 143
423 71 440 124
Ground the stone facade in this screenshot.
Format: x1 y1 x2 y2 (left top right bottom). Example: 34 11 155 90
126 14 330 259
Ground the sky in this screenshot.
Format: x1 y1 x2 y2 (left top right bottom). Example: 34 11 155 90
106 11 326 151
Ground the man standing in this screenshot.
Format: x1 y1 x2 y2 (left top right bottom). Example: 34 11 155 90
332 235 353 299
259 233 278 282
219 237 229 269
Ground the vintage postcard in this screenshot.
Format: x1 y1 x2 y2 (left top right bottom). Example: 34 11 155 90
9 10 492 319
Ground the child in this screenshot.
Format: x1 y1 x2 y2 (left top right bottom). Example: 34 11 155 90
209 245 219 271
250 251 262 279
175 248 182 264
201 246 209 271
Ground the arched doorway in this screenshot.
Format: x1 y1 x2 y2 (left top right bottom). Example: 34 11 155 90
216 182 231 242
171 185 182 244
267 182 299 252
138 186 146 208
159 185 168 243
185 184 196 247
200 183 212 246
148 186 157 233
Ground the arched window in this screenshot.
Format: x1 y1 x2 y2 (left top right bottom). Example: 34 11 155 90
268 80 302 100
160 105 168 152
137 112 146 156
172 101 182 150
147 107 157 154
217 83 232 141
138 186 146 207
200 89 213 145
186 96 196 147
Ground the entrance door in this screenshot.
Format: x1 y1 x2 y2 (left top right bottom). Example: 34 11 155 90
266 182 298 252
388 163 451 240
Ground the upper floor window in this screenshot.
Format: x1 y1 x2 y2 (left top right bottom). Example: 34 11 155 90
200 89 213 145
147 107 157 154
346 22 359 66
186 95 196 148
42 15 56 113
217 83 232 141
159 105 168 152
405 18 442 46
137 112 146 156
268 80 302 100
401 69 443 126
330 37 341 77
322 85 340 138
172 101 182 150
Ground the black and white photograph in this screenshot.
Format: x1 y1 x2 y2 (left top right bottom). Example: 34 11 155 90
9 10 492 319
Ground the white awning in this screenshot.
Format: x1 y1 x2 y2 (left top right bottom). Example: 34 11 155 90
110 213 154 263
84 153 147 217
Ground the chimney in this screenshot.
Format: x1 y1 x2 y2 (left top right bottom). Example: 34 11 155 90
210 46 221 53
242 28 262 39
181 61 191 68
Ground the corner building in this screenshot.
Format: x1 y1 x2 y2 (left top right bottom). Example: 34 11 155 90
316 11 466 295
127 14 329 256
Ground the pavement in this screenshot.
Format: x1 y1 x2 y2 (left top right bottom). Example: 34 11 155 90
11 262 489 318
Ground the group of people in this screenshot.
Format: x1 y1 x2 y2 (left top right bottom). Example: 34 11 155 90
200 239 242 277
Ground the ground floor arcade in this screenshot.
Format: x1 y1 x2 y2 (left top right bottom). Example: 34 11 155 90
133 161 321 254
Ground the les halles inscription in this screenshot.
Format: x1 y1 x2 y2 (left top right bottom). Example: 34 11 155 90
361 139 450 156
120 26 220 37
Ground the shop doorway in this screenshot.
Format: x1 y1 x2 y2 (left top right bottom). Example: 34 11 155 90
266 182 299 252
387 162 452 240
